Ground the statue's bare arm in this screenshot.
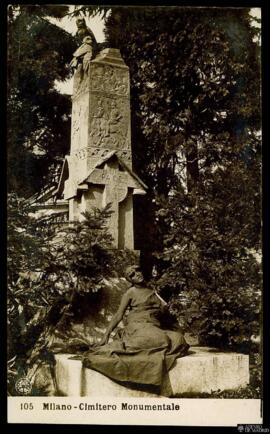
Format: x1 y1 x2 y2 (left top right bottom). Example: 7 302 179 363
99 291 131 345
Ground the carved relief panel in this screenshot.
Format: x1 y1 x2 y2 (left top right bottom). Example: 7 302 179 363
89 95 129 151
91 64 129 96
71 104 82 150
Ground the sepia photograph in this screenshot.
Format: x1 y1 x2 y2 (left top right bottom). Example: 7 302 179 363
6 3 264 427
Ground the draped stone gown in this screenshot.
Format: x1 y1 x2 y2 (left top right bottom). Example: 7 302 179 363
82 286 190 389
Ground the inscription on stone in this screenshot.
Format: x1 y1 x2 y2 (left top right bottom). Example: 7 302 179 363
87 167 141 191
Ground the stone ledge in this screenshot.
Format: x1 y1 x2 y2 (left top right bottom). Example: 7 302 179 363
54 347 249 397
169 346 249 395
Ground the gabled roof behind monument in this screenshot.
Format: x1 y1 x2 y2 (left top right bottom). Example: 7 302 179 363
55 155 72 199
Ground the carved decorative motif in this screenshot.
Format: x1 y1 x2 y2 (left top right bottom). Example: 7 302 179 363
71 104 82 148
74 61 128 100
74 146 108 160
74 147 88 160
117 150 132 162
91 64 129 95
89 99 108 147
72 146 131 165
89 95 128 150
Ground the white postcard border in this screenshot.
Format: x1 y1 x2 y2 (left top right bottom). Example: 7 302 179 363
8 397 262 426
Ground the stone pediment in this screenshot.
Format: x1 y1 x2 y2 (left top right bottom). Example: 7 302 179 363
55 151 147 202
79 151 147 194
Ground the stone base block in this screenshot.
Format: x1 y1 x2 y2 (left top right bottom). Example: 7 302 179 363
54 347 249 397
54 353 83 396
169 346 249 395
82 368 159 397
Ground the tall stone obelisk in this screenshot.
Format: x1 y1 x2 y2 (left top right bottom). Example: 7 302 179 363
59 48 147 249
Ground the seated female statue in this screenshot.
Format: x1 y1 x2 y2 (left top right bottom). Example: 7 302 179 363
82 265 190 392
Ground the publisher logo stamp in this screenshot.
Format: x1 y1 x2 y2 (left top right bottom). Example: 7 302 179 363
15 377 32 395
238 426 269 433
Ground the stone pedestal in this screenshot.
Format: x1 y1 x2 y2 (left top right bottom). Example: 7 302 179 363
54 347 249 397
168 346 249 395
70 48 132 182
56 48 147 249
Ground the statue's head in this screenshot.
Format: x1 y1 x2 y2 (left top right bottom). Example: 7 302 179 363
125 265 144 285
76 16 86 28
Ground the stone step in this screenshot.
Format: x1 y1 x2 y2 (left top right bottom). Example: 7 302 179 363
54 347 249 397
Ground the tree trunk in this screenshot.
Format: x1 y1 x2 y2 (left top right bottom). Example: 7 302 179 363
186 139 199 193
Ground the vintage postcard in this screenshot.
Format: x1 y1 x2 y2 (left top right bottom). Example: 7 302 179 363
7 4 265 429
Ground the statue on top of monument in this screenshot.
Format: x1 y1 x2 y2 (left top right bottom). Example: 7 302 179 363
70 35 93 73
70 16 103 74
75 16 99 57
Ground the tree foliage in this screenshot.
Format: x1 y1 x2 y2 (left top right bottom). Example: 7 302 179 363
154 157 261 350
101 7 261 262
7 5 77 197
7 194 134 393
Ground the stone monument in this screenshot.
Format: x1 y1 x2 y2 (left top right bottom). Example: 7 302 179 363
56 47 147 249
52 35 250 400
